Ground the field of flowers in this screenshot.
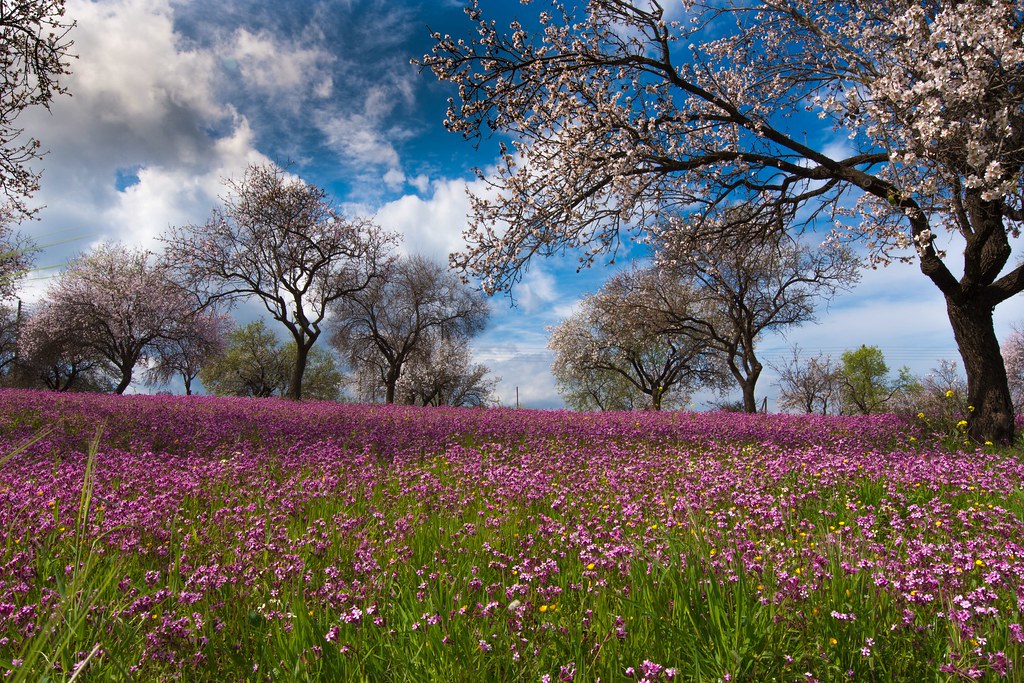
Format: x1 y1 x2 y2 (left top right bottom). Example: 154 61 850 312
1 389 1023 681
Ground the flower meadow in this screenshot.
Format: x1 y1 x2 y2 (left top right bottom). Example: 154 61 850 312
1 390 1024 681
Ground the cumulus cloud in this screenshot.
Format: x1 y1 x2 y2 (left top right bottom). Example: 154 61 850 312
15 0 266 287
374 176 479 261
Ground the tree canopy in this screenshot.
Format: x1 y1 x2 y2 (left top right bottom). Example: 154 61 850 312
22 242 194 394
548 265 726 411
331 255 489 404
200 319 345 401
423 0 1024 442
163 163 396 400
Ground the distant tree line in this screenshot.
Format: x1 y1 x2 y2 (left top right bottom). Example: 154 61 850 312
549 209 861 413
0 163 498 406
546 207 1024 421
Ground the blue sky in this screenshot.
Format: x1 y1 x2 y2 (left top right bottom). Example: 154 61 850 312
15 0 1023 409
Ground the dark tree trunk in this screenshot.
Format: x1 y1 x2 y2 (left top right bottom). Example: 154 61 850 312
947 298 1015 444
739 362 761 413
650 385 663 410
384 365 401 404
114 368 132 394
740 381 757 413
287 342 308 401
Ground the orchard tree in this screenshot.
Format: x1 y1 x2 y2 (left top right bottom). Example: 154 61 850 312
0 216 36 299
0 0 75 219
653 213 859 412
200 319 345 400
905 359 970 422
11 309 116 392
331 255 489 404
200 320 288 398
423 0 1024 443
0 305 16 376
25 242 193 393
553 357 649 411
163 163 396 401
1003 326 1024 414
772 346 843 415
839 345 917 415
396 334 498 407
548 266 726 411
145 310 230 395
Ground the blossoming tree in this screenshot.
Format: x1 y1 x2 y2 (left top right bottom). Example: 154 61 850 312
330 255 490 404
144 310 231 395
1004 326 1024 413
24 242 194 393
548 265 727 410
163 163 396 401
0 212 36 300
652 210 860 412
422 0 1024 442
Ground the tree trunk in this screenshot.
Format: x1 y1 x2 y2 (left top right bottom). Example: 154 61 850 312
728 348 761 413
651 385 663 410
947 298 1015 444
114 368 132 394
384 365 401 404
741 381 757 413
739 362 761 413
287 342 308 401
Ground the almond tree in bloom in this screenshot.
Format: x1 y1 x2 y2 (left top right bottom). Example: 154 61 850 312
772 346 843 415
423 0 1024 443
22 242 193 393
0 213 35 376
0 0 75 219
0 210 36 300
144 310 230 395
9 310 115 391
548 265 727 411
1003 325 1024 413
395 334 498 407
330 255 489 404
652 212 860 412
163 163 397 401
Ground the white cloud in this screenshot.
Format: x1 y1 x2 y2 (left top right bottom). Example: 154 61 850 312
102 121 270 250
410 174 430 194
18 0 266 280
374 176 479 261
382 168 406 192
319 113 401 170
515 267 559 313
228 28 334 101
